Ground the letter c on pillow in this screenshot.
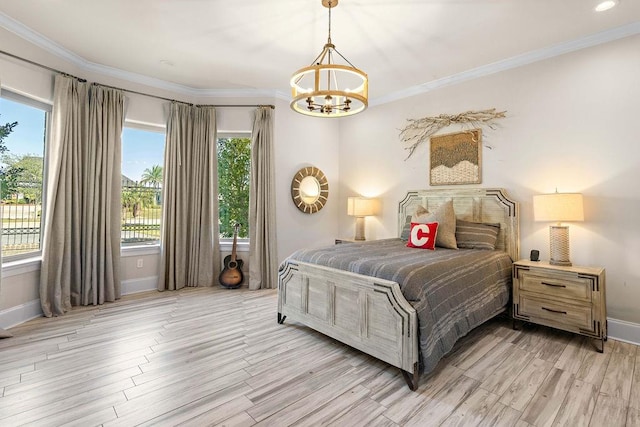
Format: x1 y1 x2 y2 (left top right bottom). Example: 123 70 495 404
411 224 431 246
406 222 439 250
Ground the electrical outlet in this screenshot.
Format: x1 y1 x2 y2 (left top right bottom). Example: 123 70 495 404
136 259 143 268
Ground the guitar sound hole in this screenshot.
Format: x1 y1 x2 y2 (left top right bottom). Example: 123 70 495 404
228 261 238 269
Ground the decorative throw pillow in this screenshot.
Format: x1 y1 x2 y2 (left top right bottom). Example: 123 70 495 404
456 220 500 250
411 201 457 249
400 215 412 241
406 222 439 250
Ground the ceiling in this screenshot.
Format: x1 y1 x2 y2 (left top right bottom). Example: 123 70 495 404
0 0 639 104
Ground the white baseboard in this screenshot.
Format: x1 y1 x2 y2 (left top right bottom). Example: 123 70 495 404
0 299 42 329
607 317 640 346
121 276 158 295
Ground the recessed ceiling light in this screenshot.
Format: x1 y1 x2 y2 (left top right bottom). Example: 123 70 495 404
595 0 618 12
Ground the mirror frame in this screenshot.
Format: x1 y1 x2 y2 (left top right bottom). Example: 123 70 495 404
291 166 329 213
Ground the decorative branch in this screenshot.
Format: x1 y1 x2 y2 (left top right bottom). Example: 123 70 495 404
399 108 506 159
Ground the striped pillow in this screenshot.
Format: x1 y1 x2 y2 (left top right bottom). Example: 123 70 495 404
455 220 500 250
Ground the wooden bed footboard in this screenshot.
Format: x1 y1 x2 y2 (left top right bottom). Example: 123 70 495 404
277 260 420 389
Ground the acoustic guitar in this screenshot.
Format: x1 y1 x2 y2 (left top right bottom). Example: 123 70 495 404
219 223 244 289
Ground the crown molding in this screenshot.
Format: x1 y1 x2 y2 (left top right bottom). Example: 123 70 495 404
0 11 282 99
2 11 639 105
371 22 640 106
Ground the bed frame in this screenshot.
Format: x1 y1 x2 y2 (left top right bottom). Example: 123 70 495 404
277 188 519 390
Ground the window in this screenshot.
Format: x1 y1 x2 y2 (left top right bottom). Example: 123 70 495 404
0 91 49 260
217 136 251 239
121 126 165 246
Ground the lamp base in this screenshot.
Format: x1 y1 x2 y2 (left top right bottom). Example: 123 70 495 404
549 225 572 266
550 259 572 267
354 216 366 241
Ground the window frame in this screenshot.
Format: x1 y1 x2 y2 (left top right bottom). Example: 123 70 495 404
217 132 251 245
0 89 52 263
120 121 166 252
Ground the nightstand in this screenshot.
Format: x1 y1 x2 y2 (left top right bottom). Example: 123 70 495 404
512 259 607 352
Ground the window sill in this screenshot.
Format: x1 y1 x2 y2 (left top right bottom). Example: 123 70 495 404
220 240 250 252
1 256 42 278
121 245 161 257
2 242 249 276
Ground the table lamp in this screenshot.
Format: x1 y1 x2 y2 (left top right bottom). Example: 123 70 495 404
533 192 584 266
347 197 377 241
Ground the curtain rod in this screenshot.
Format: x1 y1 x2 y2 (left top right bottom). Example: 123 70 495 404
0 49 275 109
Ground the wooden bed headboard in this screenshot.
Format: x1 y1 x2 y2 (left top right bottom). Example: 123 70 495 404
398 188 520 261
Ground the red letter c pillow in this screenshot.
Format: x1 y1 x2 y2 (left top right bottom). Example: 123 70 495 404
406 222 439 250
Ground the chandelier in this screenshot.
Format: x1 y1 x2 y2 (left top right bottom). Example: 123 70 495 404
290 0 368 118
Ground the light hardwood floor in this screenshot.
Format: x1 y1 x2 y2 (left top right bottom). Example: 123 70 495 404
1 287 638 426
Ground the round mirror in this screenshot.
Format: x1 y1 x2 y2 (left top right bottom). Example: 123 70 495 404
291 166 329 213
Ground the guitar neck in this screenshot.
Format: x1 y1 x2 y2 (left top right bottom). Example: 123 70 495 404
231 224 239 261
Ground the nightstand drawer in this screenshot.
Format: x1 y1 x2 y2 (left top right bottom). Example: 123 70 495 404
518 295 593 331
519 271 591 302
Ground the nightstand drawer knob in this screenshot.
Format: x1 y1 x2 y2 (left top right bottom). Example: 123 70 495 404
542 281 566 288
542 306 567 315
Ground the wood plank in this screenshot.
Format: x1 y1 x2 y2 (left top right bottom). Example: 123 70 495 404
449 334 504 370
627 407 640 427
520 368 575 426
575 339 613 386
599 353 635 400
499 358 554 412
251 364 376 426
480 402 522 427
293 385 371 427
588 394 628 427
480 346 534 396
551 379 598 427
108 381 253 427
0 380 130 425
533 329 573 364
382 364 465 424
212 411 257 427
613 340 638 357
553 335 589 374
139 395 255 427
125 358 249 400
630 353 640 409
464 341 514 382
440 387 500 427
403 375 480 426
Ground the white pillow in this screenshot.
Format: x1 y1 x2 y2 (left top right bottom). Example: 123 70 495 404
411 201 457 249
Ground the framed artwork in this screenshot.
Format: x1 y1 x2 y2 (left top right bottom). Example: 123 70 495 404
430 129 482 185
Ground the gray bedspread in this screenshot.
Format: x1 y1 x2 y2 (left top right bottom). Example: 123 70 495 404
285 238 512 374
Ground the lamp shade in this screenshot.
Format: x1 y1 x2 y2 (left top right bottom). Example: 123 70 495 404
347 197 376 217
533 193 584 223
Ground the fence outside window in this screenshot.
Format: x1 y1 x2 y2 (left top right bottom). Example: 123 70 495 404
1 197 41 257
121 179 162 246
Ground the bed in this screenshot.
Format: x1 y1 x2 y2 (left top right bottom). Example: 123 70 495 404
277 188 519 390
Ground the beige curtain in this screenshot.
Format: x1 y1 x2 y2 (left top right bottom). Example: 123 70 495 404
158 103 219 290
249 107 278 290
39 75 124 317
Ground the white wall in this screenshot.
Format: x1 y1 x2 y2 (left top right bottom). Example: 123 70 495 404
275 99 340 261
338 34 640 325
